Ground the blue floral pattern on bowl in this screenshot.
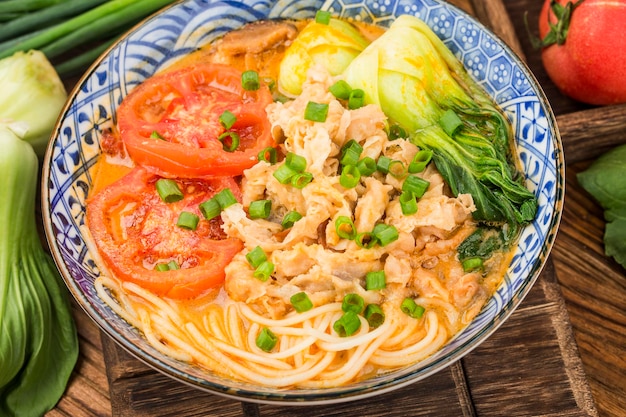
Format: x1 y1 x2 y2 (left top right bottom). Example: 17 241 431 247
42 0 564 404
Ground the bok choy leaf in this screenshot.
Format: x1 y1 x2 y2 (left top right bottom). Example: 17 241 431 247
342 15 538 237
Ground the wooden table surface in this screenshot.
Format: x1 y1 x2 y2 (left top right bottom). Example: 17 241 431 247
44 0 626 416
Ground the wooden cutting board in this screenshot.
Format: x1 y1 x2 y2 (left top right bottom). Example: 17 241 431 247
98 0 622 415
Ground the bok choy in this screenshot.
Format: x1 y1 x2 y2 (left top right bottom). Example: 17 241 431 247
0 52 77 417
342 15 538 237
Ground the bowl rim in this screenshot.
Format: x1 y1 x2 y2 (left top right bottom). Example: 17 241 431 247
41 0 564 405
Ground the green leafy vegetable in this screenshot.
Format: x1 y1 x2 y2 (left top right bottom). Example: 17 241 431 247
0 50 67 157
577 144 626 268
0 125 78 417
342 15 538 237
278 15 370 96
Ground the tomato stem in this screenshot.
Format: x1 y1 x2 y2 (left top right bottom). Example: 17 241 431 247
526 0 584 49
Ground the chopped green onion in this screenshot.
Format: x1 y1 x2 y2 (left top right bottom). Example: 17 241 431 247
342 293 365 314
241 70 260 91
290 292 313 313
256 328 277 352
155 179 183 203
364 304 385 328
333 311 361 337
372 223 399 247
340 139 363 166
246 246 267 268
376 155 392 174
388 124 406 141
281 210 303 229
402 175 430 198
214 188 238 209
401 297 425 319
273 164 298 184
329 79 351 100
167 260 180 271
388 159 407 179
254 261 274 282
357 156 377 176
285 152 307 172
348 88 365 109
340 164 360 188
399 191 418 215
219 110 237 129
154 262 170 272
304 101 329 122
248 199 272 219
439 108 463 137
258 147 277 164
150 130 165 140
365 271 386 290
462 257 484 272
408 149 433 173
218 131 240 152
355 231 376 248
176 211 200 231
199 198 221 220
335 216 356 240
315 10 331 24
291 172 314 189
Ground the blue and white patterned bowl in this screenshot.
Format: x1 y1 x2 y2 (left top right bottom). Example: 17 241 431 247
42 0 564 404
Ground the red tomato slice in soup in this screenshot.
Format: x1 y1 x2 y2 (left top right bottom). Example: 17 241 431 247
117 63 275 177
87 166 243 299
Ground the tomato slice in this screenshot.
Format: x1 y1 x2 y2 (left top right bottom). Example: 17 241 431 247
117 63 275 178
86 166 243 299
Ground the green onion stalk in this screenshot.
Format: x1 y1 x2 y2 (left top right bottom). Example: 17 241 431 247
342 15 538 238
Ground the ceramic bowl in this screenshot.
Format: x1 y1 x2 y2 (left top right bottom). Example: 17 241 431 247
42 0 564 404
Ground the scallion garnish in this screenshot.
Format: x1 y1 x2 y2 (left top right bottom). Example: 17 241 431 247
281 210 303 229
315 10 331 24
291 172 314 189
372 223 399 247
199 198 221 220
357 156 377 176
408 149 433 173
258 147 277 164
388 124 406 141
342 293 365 314
285 152 307 172
340 139 363 167
273 164 298 184
154 262 170 272
166 260 180 271
348 88 365 109
150 130 165 140
335 216 356 240
364 304 385 328
388 159 407 179
333 311 361 337
304 101 329 122
401 297 425 319
248 199 272 219
439 108 463 136
256 328 278 352
155 179 183 203
217 131 240 152
402 175 430 198
214 188 238 209
176 211 200 231
376 155 392 174
290 292 314 313
399 190 418 215
219 110 237 129
365 271 386 290
340 164 360 188
241 70 260 91
254 260 275 282
355 231 376 248
246 246 267 268
329 79 351 100
462 257 484 272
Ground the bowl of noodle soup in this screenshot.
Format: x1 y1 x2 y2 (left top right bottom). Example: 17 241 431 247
42 0 563 404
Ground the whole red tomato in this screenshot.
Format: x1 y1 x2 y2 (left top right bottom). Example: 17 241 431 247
538 0 626 105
